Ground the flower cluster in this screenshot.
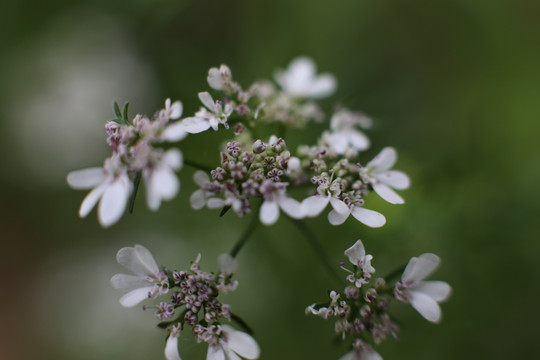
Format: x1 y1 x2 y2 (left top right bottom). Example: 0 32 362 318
111 245 259 360
190 136 304 225
66 56 452 360
306 240 451 360
67 99 186 227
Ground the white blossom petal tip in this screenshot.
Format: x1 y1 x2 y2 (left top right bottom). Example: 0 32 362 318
344 240 366 265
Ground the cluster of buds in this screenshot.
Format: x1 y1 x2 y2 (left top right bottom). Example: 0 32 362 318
67 99 186 227
204 58 334 128
111 245 260 360
190 136 305 225
306 240 451 360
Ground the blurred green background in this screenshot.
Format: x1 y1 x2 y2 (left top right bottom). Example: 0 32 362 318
1 0 539 359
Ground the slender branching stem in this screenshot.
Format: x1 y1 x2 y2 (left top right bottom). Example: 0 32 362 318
229 212 259 258
290 219 342 283
384 264 407 283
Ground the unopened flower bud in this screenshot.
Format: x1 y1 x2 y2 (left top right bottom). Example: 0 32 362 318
252 139 266 153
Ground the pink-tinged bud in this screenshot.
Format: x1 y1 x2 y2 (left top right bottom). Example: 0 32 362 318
252 139 266 153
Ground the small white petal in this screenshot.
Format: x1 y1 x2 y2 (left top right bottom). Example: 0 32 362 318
208 68 224 90
207 198 226 209
79 181 107 218
163 149 183 171
221 325 260 360
260 200 280 225
362 349 383 360
338 351 356 360
110 273 150 293
169 100 183 119
193 170 210 187
379 170 410 190
146 168 179 211
350 207 386 228
344 240 366 266
116 244 159 277
409 290 442 323
288 157 301 171
67 167 105 189
372 183 405 204
118 286 155 307
414 281 452 302
190 189 206 210
328 133 348 154
97 176 130 227
278 196 303 219
329 197 350 215
218 253 237 275
207 345 225 360
402 253 440 283
300 195 330 217
348 131 370 151
366 147 397 173
328 208 350 225
165 334 182 360
308 73 337 98
198 92 216 112
182 117 211 133
162 122 188 142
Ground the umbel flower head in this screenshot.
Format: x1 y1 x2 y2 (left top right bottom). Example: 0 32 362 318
394 253 452 323
67 99 186 227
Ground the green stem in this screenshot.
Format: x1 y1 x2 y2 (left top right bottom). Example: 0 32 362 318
229 212 259 258
290 219 342 283
183 159 213 172
384 264 407 283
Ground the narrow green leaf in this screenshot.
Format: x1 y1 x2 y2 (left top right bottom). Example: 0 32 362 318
129 172 142 214
219 206 231 217
122 102 130 122
113 101 122 119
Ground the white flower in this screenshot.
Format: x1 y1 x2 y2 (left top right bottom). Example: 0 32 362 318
165 325 182 360
207 325 260 360
110 244 169 307
66 157 132 228
361 147 410 204
274 56 337 99
326 110 371 154
344 240 375 277
160 98 187 142
190 170 213 210
301 194 386 228
207 65 233 91
182 92 233 133
161 98 183 121
144 149 183 211
395 253 452 323
259 181 303 225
